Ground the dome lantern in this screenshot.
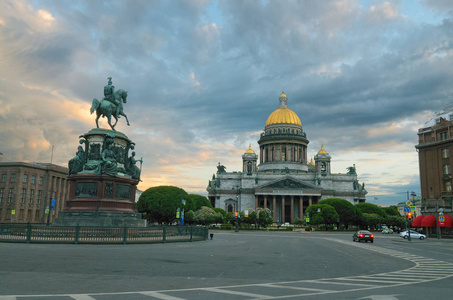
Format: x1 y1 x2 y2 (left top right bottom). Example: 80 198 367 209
265 91 302 127
279 91 288 107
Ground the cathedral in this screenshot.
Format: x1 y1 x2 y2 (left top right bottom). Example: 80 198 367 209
207 92 367 224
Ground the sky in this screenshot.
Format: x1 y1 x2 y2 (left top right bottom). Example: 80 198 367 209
1 0 453 207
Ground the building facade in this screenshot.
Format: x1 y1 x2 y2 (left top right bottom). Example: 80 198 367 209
207 92 367 224
0 162 69 223
415 104 453 232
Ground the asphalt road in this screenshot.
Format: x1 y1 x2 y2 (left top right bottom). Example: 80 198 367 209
1 231 453 299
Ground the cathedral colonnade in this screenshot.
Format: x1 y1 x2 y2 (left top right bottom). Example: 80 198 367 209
254 194 319 224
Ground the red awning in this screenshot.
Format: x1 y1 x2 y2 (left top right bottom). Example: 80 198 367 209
412 215 424 227
421 214 436 227
439 215 453 228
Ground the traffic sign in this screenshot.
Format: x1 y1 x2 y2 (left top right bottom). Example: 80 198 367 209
45 208 49 214
306 218 310 223
406 201 412 206
404 207 411 212
11 210 15 215
410 206 416 212
439 216 445 222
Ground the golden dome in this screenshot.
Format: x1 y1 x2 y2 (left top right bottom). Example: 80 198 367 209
245 144 255 154
280 91 287 98
318 145 327 154
309 158 315 166
265 107 301 126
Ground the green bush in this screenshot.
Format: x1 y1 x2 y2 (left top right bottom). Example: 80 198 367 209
220 224 234 230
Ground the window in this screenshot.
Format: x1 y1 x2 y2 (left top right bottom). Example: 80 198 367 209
39 177 43 185
443 148 450 159
445 182 452 192
444 164 451 175
10 173 16 183
23 174 28 183
0 188 4 203
8 188 14 203
29 189 34 205
441 132 449 140
1 174 6 183
37 190 42 205
31 175 36 184
21 188 26 204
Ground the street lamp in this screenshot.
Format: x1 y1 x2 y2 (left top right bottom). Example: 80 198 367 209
46 190 56 226
437 205 444 240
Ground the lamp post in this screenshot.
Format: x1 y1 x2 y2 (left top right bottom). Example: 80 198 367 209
46 190 56 226
180 199 186 226
232 186 241 232
437 205 444 240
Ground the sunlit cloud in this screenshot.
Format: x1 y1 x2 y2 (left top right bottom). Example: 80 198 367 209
1 0 452 207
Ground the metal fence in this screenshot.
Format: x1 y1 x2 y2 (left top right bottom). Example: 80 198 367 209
0 223 208 244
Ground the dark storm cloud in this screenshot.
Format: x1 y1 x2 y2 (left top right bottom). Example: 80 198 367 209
1 0 452 203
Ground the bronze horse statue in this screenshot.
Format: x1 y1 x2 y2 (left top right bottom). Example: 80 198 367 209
90 89 130 130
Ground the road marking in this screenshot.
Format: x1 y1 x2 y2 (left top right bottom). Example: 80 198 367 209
69 295 96 300
257 283 332 292
140 291 186 299
204 287 272 298
5 238 453 299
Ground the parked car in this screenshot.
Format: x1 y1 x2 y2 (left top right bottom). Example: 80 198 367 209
382 228 394 234
400 230 426 240
353 230 374 243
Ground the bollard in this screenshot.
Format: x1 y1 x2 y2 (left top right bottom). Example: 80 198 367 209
210 233 214 240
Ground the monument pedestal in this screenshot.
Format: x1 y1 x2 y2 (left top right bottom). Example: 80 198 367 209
54 211 145 227
54 128 146 227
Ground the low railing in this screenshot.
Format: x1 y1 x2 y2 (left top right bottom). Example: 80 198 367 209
0 224 208 244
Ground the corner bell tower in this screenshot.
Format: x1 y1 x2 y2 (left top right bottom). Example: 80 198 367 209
242 145 258 175
314 145 331 176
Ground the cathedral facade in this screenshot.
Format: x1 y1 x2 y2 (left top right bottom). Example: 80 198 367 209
207 92 367 224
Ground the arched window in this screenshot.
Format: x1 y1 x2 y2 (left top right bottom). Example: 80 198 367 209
227 204 233 213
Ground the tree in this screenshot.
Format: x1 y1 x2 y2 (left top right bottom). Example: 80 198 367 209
383 206 401 216
305 204 339 229
213 208 226 218
318 198 357 229
137 186 188 224
384 215 405 231
184 210 196 225
255 208 273 229
187 194 212 211
358 213 381 230
194 206 223 225
355 203 386 218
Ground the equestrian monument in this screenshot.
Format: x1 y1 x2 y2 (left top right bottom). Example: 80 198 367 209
54 77 145 227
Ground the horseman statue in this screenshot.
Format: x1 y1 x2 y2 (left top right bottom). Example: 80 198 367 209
90 77 130 131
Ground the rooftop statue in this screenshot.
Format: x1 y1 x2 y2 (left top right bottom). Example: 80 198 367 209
347 164 357 175
217 162 226 173
90 77 130 131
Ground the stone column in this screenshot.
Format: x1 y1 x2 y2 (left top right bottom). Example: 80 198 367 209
255 195 259 209
272 195 276 221
309 196 313 206
290 196 294 223
282 196 286 223
264 195 267 209
299 197 303 220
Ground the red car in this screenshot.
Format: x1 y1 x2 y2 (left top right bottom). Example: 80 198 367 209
353 230 374 243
